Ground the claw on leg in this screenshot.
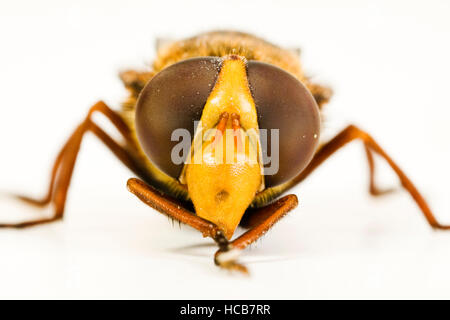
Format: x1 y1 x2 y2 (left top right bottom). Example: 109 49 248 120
213 194 298 274
214 248 248 274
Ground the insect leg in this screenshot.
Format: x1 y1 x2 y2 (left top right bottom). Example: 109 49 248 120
291 125 449 229
1 101 143 228
126 178 252 271
214 194 298 272
126 178 229 246
364 144 396 196
127 181 298 274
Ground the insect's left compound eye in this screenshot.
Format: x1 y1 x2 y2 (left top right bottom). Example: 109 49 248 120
247 61 321 188
135 57 221 178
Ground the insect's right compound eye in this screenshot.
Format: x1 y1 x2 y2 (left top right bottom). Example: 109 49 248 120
135 57 221 179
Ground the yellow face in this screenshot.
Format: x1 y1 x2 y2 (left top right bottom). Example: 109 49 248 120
182 55 263 239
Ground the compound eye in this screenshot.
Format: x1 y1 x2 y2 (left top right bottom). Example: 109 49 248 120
247 61 321 188
135 57 221 178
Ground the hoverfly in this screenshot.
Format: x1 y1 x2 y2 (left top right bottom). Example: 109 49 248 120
2 31 448 273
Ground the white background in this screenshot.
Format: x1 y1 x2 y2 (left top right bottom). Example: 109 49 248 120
1 0 449 299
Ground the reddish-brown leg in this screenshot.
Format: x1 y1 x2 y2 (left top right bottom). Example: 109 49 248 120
364 144 396 196
0 101 144 228
214 194 299 272
126 178 229 248
127 178 298 273
291 125 449 229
